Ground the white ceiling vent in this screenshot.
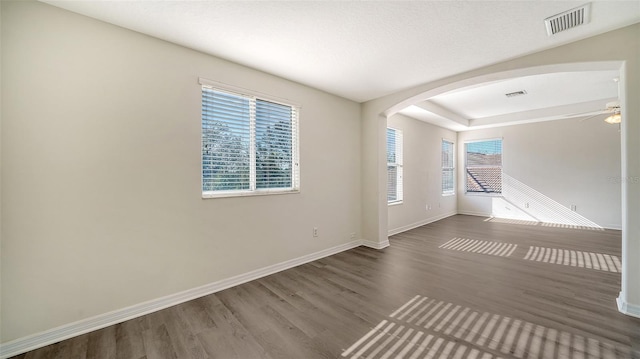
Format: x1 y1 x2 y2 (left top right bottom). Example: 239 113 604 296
505 90 527 98
545 3 591 36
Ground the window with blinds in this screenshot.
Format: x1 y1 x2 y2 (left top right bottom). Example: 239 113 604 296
201 81 299 197
442 140 455 195
387 128 403 204
465 139 502 194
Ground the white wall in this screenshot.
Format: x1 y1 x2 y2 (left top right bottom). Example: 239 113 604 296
1 1 361 342
457 118 622 229
387 114 456 235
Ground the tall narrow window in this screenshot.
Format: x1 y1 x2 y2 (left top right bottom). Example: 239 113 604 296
465 139 502 194
387 128 403 204
442 139 455 195
201 81 299 198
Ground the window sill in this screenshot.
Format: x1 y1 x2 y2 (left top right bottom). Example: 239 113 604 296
442 193 456 197
203 189 300 199
464 192 503 197
388 200 403 206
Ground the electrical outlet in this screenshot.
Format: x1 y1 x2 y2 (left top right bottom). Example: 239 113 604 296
350 232 356 239
313 227 318 237
426 204 432 210
570 205 577 212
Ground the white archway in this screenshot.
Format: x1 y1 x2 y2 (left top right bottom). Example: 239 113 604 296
383 61 623 119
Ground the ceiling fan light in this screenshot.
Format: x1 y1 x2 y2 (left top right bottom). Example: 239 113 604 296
604 112 622 124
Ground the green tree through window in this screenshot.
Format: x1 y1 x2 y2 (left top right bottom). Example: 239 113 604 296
256 100 293 189
201 85 299 197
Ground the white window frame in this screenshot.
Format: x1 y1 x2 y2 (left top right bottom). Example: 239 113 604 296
200 78 300 198
464 138 503 196
442 139 455 196
387 127 403 205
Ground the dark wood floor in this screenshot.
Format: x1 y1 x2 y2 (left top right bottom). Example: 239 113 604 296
11 215 640 358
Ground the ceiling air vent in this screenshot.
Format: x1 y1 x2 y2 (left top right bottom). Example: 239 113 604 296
544 3 591 36
505 90 527 98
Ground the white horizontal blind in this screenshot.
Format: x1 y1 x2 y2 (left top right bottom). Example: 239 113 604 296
202 86 299 197
202 88 252 192
465 139 502 194
387 128 403 203
442 140 455 195
255 99 297 189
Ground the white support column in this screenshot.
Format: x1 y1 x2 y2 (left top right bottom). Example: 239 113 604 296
360 111 390 249
617 59 640 319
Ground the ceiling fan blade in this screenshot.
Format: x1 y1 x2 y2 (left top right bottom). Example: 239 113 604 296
563 108 606 119
579 113 605 122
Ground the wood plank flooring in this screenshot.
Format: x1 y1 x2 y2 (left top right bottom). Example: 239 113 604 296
10 215 640 358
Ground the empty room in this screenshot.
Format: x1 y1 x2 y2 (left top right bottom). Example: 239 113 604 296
1 1 639 358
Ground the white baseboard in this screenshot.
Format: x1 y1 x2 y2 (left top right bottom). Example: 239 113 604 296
617 295 640 319
388 212 457 236
457 211 490 217
361 238 390 249
458 212 622 231
602 223 622 231
0 239 366 359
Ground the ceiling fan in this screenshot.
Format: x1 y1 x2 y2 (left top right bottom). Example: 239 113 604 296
578 101 621 124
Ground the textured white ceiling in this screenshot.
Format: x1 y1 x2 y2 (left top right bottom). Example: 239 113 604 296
431 70 620 119
399 70 621 131
41 0 640 103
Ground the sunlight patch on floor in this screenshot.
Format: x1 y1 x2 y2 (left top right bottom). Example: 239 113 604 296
439 238 517 257
483 217 539 226
483 217 604 231
343 295 626 359
524 246 621 273
342 318 504 359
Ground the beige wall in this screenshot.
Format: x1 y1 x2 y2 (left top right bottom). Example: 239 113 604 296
387 114 457 234
363 24 640 315
458 117 622 229
1 1 361 342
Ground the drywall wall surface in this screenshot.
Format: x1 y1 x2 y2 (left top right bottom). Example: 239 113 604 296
362 23 639 315
387 114 457 234
1 1 361 342
361 108 389 248
457 118 621 229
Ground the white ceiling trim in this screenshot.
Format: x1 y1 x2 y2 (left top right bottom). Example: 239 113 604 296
467 97 619 129
414 101 469 127
384 61 624 118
